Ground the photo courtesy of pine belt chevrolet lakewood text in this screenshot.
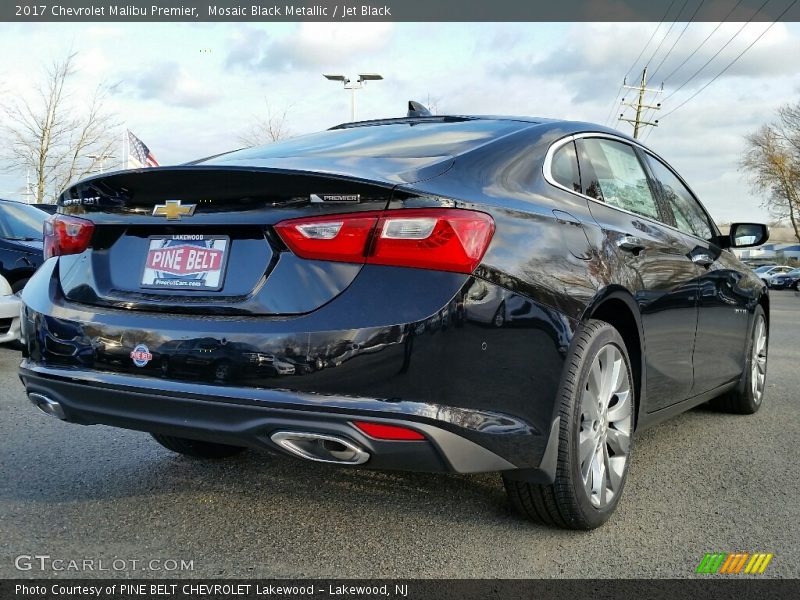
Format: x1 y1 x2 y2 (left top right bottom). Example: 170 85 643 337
18 107 770 529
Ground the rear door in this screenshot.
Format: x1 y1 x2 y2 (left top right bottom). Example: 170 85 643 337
642 152 750 395
575 136 698 411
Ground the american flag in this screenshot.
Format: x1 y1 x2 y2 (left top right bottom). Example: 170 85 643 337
127 130 159 169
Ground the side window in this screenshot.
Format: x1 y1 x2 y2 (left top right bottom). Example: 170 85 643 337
576 138 660 221
550 141 581 192
645 156 713 240
0 212 10 238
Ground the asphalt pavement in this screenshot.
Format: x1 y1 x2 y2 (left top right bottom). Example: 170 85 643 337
1 292 798 579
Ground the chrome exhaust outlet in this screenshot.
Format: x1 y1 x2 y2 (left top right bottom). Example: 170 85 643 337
270 431 370 465
28 393 66 420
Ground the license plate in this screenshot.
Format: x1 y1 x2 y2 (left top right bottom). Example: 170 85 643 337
141 235 230 291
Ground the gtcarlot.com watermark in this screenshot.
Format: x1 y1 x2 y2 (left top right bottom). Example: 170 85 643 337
14 554 194 572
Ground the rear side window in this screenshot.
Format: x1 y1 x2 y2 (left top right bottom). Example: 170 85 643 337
645 155 713 240
0 203 47 240
576 138 660 221
550 141 581 192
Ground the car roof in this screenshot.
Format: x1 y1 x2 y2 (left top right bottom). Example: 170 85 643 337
329 115 553 129
331 114 630 134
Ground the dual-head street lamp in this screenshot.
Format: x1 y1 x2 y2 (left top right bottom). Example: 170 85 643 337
323 73 383 122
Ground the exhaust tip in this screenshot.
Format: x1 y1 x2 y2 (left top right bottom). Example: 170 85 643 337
271 431 369 465
28 393 67 420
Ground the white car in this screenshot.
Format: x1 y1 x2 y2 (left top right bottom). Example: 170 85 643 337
0 274 21 343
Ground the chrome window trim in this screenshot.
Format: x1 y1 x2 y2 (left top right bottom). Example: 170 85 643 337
542 131 720 245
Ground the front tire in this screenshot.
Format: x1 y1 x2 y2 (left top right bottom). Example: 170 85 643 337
151 434 247 459
710 305 767 414
504 320 635 529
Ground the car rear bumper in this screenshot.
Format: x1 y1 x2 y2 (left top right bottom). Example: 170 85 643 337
20 361 530 474
18 259 576 476
0 294 20 344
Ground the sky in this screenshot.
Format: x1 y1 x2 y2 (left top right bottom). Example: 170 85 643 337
1 20 799 224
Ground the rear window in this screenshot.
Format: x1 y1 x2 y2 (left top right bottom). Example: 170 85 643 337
0 202 47 241
204 120 526 162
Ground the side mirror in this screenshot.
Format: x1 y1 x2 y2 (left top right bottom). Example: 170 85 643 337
721 223 769 249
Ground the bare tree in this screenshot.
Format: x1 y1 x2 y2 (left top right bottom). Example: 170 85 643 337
741 104 800 242
1 52 119 203
237 99 292 147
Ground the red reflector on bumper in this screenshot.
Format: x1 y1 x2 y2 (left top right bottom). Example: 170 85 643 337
352 421 425 441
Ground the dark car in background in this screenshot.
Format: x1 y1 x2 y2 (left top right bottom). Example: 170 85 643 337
31 203 58 214
0 199 48 293
18 115 770 529
753 264 792 286
768 267 800 290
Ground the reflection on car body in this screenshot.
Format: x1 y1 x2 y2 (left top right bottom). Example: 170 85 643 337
19 113 771 530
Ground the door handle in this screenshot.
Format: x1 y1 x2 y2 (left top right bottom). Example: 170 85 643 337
690 251 715 268
616 234 644 252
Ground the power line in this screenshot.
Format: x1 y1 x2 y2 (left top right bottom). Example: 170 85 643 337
603 0 677 126
659 0 745 85
638 0 706 130
640 121 658 143
660 0 798 120
648 0 706 82
661 0 770 103
643 0 690 71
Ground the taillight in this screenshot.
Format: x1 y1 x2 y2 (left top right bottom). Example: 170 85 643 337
43 214 95 260
274 208 494 274
273 212 380 263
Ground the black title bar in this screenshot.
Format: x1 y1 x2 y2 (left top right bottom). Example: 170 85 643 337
2 579 798 600
4 0 800 22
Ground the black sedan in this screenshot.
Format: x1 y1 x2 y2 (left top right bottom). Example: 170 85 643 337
0 199 47 292
18 114 769 529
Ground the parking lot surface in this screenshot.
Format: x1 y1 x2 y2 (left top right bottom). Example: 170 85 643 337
1 292 798 578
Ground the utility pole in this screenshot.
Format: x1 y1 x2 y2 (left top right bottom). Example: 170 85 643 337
618 67 662 139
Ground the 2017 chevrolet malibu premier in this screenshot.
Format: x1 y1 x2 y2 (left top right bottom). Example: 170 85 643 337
19 115 769 529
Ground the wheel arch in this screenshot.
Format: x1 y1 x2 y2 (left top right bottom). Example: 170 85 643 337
3 265 36 288
757 290 769 328
581 287 646 429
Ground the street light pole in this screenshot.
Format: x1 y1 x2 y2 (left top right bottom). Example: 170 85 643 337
87 153 114 174
323 73 384 122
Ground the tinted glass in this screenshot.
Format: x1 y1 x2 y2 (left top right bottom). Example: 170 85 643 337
550 142 581 192
205 120 527 162
646 155 713 239
0 202 47 240
578 138 659 220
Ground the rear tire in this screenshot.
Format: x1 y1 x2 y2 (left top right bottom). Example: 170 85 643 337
504 320 635 529
151 434 246 459
709 305 767 415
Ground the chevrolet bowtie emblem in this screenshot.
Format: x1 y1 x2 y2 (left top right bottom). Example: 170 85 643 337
152 200 196 220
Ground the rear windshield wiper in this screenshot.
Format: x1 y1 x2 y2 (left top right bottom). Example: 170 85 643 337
6 236 41 241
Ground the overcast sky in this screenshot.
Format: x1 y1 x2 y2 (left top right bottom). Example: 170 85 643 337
1 21 799 224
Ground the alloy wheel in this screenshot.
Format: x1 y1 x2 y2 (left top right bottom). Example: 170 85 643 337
751 315 767 404
578 344 633 509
